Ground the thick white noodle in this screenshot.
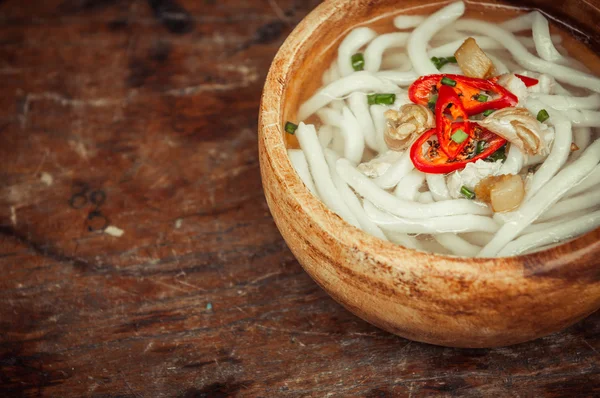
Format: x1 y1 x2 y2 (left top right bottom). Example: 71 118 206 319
478 139 600 257
322 61 340 86
331 129 345 156
573 127 592 159
488 54 510 74
394 170 425 200
394 15 426 30
537 188 600 222
419 192 435 204
524 99 572 199
488 51 523 73
338 106 365 164
434 234 481 257
499 210 600 257
439 64 463 75
429 36 505 57
296 123 360 227
330 99 345 111
500 144 525 175
552 81 572 96
370 104 391 154
500 12 535 32
317 107 342 126
453 19 600 92
531 12 564 63
348 92 378 151
375 70 419 86
374 150 414 189
562 109 600 128
407 1 466 75
298 72 399 121
336 158 492 219
524 153 547 167
364 33 410 73
426 174 451 201
521 211 586 235
529 93 600 110
364 201 500 234
288 149 318 196
382 229 423 250
567 164 600 197
324 150 388 240
338 27 377 77
461 232 494 247
318 125 334 148
434 28 560 49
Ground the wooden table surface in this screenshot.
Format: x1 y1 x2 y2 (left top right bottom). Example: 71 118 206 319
0 0 599 396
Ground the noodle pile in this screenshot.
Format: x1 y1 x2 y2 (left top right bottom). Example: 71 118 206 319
287 1 600 257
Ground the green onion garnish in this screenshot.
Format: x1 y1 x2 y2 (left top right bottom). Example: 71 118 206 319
475 141 486 155
431 57 448 70
351 53 365 71
441 76 457 87
451 129 468 144
368 93 396 106
431 57 457 70
485 144 507 163
461 186 476 200
483 109 496 117
428 94 438 111
537 109 550 122
285 121 298 135
476 94 489 102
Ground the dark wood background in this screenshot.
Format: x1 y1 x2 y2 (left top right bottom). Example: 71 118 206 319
0 0 599 396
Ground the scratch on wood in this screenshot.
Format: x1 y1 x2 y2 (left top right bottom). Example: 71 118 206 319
10 206 17 226
267 0 290 23
164 65 259 96
249 271 283 285
582 338 600 356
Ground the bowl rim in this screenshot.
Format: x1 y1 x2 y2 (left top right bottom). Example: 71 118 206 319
258 0 600 278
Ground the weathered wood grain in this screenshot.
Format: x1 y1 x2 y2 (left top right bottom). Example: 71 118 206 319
0 0 598 396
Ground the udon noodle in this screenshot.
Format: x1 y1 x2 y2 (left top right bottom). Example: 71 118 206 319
285 1 600 258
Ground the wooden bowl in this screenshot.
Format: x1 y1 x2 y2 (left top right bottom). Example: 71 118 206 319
258 0 600 347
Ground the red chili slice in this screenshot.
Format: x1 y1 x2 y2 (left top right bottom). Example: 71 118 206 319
410 127 507 174
435 85 471 158
514 74 539 87
409 74 518 115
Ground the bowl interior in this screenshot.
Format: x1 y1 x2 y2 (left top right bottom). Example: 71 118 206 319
270 0 600 266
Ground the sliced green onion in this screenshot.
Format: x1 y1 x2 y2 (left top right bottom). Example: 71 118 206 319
476 94 489 102
285 121 298 135
351 53 365 71
431 57 448 70
431 57 457 70
537 109 550 122
460 186 476 200
485 144 507 163
427 94 438 111
368 93 396 106
483 109 496 117
475 141 486 155
451 129 468 144
441 76 457 87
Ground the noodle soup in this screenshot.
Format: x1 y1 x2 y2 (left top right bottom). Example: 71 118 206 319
284 1 600 257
